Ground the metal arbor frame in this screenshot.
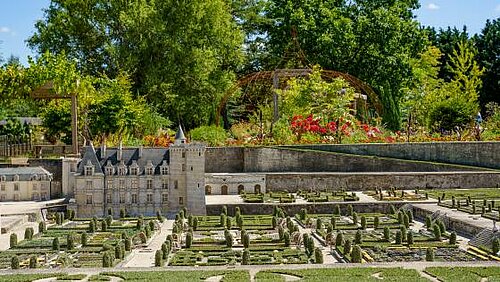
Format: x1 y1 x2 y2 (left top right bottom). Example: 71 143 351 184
215 68 383 127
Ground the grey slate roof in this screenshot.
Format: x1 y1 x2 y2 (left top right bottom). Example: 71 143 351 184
175 125 186 142
0 167 52 181
77 144 170 175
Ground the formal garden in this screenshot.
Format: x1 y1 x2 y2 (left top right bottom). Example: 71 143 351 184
240 190 359 203
0 210 163 269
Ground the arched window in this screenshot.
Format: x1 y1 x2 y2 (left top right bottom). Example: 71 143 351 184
238 185 245 194
205 185 212 195
254 184 261 194
221 185 228 195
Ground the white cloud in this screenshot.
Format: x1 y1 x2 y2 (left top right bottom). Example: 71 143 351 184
0 27 11 33
426 3 440 10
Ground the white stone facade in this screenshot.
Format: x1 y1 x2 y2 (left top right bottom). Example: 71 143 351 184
0 167 52 201
204 173 266 195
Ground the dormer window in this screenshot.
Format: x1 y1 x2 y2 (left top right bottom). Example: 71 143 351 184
84 160 94 176
118 162 127 176
31 174 38 181
161 166 169 175
0 175 5 182
13 174 19 181
105 161 114 175
145 160 154 175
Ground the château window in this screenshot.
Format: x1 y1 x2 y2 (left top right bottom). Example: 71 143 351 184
162 179 168 189
147 193 153 203
106 194 112 204
0 184 5 191
162 194 168 203
118 167 127 176
161 166 168 175
130 167 138 176
131 179 138 189
131 194 138 204
119 179 125 189
105 167 113 175
147 179 153 189
179 197 183 205
14 183 20 191
85 166 94 176
0 175 5 182
146 167 154 175
182 151 186 158
120 194 125 204
33 183 38 190
107 180 113 189
86 180 93 189
174 180 178 189
86 194 93 204
182 164 185 171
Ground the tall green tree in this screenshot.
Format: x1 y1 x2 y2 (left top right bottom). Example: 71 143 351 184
29 0 244 129
475 19 500 106
258 0 426 129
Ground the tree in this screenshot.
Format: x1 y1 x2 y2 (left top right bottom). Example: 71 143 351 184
66 233 75 250
186 232 193 248
343 239 352 256
476 19 500 106
492 238 500 254
433 224 442 240
360 216 367 230
384 227 391 241
335 232 344 247
81 231 88 247
355 230 363 244
260 0 426 129
29 0 244 129
101 220 108 232
395 231 402 244
155 250 163 267
449 232 457 245
334 205 341 216
374 216 380 229
24 227 33 240
29 256 37 269
426 247 435 261
38 221 46 233
407 232 414 245
283 231 290 247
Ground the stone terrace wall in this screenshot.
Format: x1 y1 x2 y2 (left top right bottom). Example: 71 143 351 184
265 172 500 192
285 142 500 169
242 147 482 173
205 147 244 173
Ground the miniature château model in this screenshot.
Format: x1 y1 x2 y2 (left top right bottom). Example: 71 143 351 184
0 167 52 201
67 126 206 217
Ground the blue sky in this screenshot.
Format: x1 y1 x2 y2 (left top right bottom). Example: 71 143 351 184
1 0 500 65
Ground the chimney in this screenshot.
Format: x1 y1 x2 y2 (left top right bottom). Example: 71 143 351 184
101 142 106 159
118 141 123 161
139 146 143 158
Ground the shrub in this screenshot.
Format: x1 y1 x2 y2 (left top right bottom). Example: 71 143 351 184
335 232 344 247
374 216 380 229
449 232 457 245
492 238 500 254
106 215 113 226
314 247 323 264
139 232 147 244
426 215 433 229
29 256 37 268
24 227 34 240
237 216 244 229
283 231 290 247
155 250 163 267
125 237 132 251
186 232 193 248
220 213 226 227
383 227 390 241
306 236 315 256
437 220 446 234
148 220 155 231
331 217 337 230
351 245 362 263
299 208 307 221
407 232 414 245
157 210 164 223
120 208 126 219
427 98 474 132
190 125 228 146
433 224 442 240
100 220 108 232
408 210 414 223
395 231 402 244
347 205 353 216
11 256 19 269
102 252 112 267
403 214 410 228
226 216 232 229
426 247 434 261
334 205 341 215
242 249 250 265
355 230 362 244
352 212 358 224
316 218 323 230
38 221 46 233
225 230 233 248
389 205 396 215
343 239 352 256
81 231 88 247
360 216 367 230
52 237 60 251
161 243 169 259
67 233 75 250
89 220 96 233
400 226 407 242
10 233 17 248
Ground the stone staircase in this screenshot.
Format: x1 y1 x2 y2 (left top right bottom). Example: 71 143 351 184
469 228 500 249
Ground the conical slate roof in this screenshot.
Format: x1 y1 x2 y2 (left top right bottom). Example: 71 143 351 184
174 125 187 144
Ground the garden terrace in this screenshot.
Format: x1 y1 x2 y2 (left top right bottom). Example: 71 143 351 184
240 192 295 203
297 190 359 202
0 214 161 269
363 188 428 201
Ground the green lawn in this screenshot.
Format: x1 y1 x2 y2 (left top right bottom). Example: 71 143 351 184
103 270 251 282
0 273 68 282
425 188 500 200
255 268 428 282
425 266 500 282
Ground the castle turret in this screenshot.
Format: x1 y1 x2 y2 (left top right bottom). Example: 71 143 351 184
174 125 187 145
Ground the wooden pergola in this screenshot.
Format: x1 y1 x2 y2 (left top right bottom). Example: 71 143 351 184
31 81 79 155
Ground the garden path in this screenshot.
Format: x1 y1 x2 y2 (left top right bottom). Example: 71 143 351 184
293 218 339 264
0 220 38 250
121 220 173 268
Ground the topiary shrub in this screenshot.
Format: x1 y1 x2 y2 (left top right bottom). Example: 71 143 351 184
352 212 358 224
360 216 367 230
335 232 344 247
120 208 126 219
186 232 193 248
52 237 60 251
101 220 108 232
426 247 434 261
81 231 88 247
226 216 232 230
10 233 17 248
492 238 500 254
11 256 19 269
347 205 353 216
343 239 352 256
395 231 402 244
125 237 132 252
384 227 390 241
407 232 414 245
351 245 362 263
242 249 250 265
374 216 380 229
449 232 457 245
24 227 33 240
433 224 442 240
38 221 46 233
355 230 362 244
425 215 432 229
334 204 341 215
66 233 75 250
283 231 290 247
314 247 323 264
29 256 37 268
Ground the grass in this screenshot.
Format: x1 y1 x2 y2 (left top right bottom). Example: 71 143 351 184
103 270 251 282
425 188 500 200
0 273 67 282
425 266 500 282
255 268 428 282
